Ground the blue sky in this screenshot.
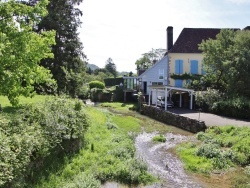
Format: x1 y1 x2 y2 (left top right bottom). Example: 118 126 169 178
78 0 250 72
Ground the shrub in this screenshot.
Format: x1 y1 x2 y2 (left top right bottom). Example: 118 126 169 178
212 97 250 119
62 172 101 188
193 126 250 170
195 88 223 112
77 85 90 99
196 143 221 158
89 80 105 89
0 97 90 187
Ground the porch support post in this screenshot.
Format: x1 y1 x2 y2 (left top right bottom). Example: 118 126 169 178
165 89 168 111
155 89 158 107
179 93 182 108
148 89 151 105
190 91 193 110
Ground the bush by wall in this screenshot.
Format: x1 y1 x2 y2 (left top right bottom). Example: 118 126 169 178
0 97 89 187
141 105 206 133
89 80 105 89
211 97 250 120
90 86 124 102
195 88 223 112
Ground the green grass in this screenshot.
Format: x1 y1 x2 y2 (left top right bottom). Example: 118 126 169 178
0 95 50 113
176 142 213 174
101 102 193 136
152 135 166 143
100 102 136 112
34 106 157 187
176 126 250 187
111 114 141 133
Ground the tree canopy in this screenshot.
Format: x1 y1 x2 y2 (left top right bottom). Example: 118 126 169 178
135 48 166 70
199 29 250 98
28 0 87 97
0 0 56 105
105 58 117 78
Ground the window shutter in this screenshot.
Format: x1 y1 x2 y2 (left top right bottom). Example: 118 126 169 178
190 60 198 74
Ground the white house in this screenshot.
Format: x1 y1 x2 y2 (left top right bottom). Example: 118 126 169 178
139 55 169 94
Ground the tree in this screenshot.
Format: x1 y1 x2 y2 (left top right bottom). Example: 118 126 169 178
105 58 117 78
135 56 151 70
199 29 250 98
0 0 56 105
135 48 166 70
227 30 250 97
199 29 235 91
143 48 166 62
28 0 87 96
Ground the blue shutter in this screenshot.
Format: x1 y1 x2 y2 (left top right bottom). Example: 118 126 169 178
190 60 198 74
179 60 183 74
175 60 183 87
175 79 183 87
175 60 179 74
175 60 183 74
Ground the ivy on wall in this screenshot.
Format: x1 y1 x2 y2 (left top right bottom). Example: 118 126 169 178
170 73 202 80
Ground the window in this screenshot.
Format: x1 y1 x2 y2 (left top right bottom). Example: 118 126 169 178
152 82 163 86
159 69 164 80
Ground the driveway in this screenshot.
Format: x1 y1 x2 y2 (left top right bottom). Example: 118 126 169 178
167 108 250 127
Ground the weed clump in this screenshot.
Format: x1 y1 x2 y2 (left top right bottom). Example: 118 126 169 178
152 134 166 143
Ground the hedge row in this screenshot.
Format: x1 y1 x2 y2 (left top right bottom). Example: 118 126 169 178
0 97 89 187
211 98 250 120
104 77 123 87
90 86 124 102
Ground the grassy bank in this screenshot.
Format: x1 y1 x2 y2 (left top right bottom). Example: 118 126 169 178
0 96 89 187
0 95 49 113
176 126 250 187
2 98 186 187
34 106 156 187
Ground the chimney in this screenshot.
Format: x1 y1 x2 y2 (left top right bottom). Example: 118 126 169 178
167 26 173 51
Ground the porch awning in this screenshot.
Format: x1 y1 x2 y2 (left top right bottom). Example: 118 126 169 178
148 85 194 111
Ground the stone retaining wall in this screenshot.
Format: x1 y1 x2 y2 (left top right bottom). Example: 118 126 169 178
142 105 207 133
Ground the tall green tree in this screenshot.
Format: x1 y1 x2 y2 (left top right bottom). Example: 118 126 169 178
28 0 87 96
105 58 117 78
199 29 235 91
0 0 56 105
227 30 250 97
199 29 250 98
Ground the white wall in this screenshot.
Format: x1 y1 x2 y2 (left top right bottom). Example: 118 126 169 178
139 56 169 95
